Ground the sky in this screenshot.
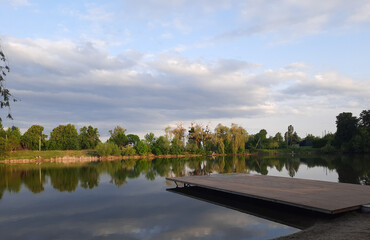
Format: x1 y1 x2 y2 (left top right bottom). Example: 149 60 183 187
1 0 370 140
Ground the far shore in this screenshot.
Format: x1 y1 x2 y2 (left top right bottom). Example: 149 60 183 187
0 148 340 164
0 152 261 164
0 153 202 164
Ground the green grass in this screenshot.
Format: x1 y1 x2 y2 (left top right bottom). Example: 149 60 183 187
255 146 319 154
2 149 97 160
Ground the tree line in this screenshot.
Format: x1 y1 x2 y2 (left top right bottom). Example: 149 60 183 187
0 109 369 157
0 124 100 156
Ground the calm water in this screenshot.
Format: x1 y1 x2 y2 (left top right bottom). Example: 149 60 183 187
0 154 369 240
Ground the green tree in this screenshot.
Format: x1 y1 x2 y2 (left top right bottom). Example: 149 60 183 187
0 123 11 156
358 110 370 152
284 125 294 146
21 125 47 150
312 133 334 148
302 134 315 146
79 125 100 149
214 124 230 154
334 112 358 148
359 110 370 132
144 132 156 152
170 137 182 155
108 126 127 147
169 123 186 148
291 131 301 145
229 123 248 153
153 136 170 155
49 124 79 150
273 132 285 148
254 129 267 149
5 126 21 151
135 140 149 155
188 123 212 153
266 136 279 149
273 132 283 142
127 134 140 146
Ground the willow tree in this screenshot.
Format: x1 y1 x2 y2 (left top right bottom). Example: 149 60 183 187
214 123 248 154
214 123 230 154
229 123 248 154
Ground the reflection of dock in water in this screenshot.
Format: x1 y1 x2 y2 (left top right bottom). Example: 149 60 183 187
166 173 370 215
167 186 324 230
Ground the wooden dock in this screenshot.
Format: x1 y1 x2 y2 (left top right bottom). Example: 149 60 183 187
166 174 370 214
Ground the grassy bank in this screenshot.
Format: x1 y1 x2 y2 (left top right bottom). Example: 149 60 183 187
255 146 319 154
0 149 204 162
1 146 323 162
2 150 94 160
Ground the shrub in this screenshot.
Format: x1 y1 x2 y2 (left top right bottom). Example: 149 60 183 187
95 142 120 156
121 146 137 156
320 143 336 153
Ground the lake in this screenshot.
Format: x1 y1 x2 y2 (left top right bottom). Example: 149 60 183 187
0 154 369 239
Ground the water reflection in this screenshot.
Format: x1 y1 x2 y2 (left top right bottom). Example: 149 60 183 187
167 186 321 230
1 154 369 240
1 154 369 198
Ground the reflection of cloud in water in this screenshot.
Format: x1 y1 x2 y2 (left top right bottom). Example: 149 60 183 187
89 204 294 240
6 155 367 239
0 175 297 239
262 164 339 182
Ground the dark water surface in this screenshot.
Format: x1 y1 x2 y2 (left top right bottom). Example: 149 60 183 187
0 155 369 239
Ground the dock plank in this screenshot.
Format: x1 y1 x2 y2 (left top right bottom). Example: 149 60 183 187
166 174 370 214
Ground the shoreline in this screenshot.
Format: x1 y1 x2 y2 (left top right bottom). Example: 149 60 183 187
274 212 370 240
1 149 355 164
0 152 259 164
0 154 204 164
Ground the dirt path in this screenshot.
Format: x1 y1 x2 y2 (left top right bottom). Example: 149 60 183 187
275 212 370 240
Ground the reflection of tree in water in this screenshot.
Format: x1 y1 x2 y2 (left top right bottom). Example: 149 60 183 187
152 158 171 177
22 168 45 193
245 156 272 175
110 168 129 187
108 159 137 187
336 162 360 184
332 155 370 185
214 156 226 173
80 166 99 189
1 154 370 197
0 165 24 199
132 159 150 179
169 159 186 177
275 159 285 172
284 158 300 177
49 168 79 192
187 159 210 176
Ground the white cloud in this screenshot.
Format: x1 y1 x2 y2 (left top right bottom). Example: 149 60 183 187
65 3 114 23
347 2 370 23
285 62 311 70
216 0 370 41
6 0 30 7
2 37 369 138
